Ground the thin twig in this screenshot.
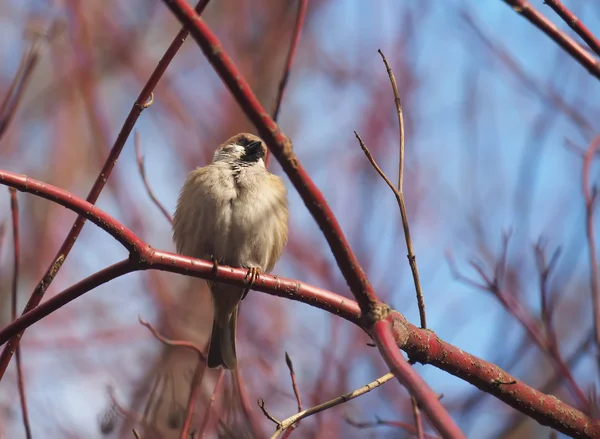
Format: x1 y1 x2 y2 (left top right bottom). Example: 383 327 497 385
582 135 600 371
197 369 224 438
263 373 394 439
281 352 303 438
377 50 405 194
544 0 600 57
234 366 265 438
266 0 307 167
272 0 307 123
411 397 424 439
135 131 174 224
347 416 439 438
139 317 206 360
355 131 427 328
9 189 31 439
285 352 303 414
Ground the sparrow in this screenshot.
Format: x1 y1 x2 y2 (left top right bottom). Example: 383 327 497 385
172 133 289 369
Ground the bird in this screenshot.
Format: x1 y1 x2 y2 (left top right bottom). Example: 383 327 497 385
172 133 289 369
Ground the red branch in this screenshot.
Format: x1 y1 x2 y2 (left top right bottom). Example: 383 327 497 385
371 320 465 439
0 0 212 381
9 189 31 439
0 169 598 437
544 0 600 57
503 0 600 80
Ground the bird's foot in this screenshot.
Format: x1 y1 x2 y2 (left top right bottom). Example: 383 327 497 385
244 267 261 288
242 266 262 300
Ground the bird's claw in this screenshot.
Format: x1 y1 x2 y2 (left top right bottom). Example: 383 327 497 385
244 267 261 288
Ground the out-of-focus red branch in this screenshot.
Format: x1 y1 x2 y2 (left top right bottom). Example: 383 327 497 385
371 320 465 439
448 246 590 413
582 135 600 369
9 189 31 439
1 163 600 437
502 0 600 80
544 0 600 58
197 370 224 439
266 0 307 167
135 131 174 224
0 0 212 382
0 34 44 141
346 416 439 439
271 0 307 123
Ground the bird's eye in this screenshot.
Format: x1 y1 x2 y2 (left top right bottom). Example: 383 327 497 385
238 138 255 148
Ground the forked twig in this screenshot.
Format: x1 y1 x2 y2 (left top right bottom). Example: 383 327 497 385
261 373 394 439
355 129 427 328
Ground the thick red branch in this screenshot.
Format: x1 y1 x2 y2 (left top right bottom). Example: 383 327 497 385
503 0 600 80
544 0 600 58
372 320 465 439
0 169 597 437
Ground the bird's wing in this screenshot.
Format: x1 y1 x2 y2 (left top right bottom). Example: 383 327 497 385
265 173 289 273
172 166 216 258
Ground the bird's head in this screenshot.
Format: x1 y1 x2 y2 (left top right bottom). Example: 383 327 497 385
212 133 267 167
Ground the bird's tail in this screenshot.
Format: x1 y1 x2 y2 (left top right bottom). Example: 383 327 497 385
207 303 239 369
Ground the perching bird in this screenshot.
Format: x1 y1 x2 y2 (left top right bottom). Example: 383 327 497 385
172 133 289 369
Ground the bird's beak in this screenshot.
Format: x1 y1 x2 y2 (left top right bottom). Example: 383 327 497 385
245 140 263 156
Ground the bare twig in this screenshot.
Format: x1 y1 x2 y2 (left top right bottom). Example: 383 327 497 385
544 0 600 57
355 130 427 329
263 372 394 439
347 416 439 438
139 317 206 360
9 189 31 439
280 352 303 438
135 131 174 224
582 135 600 370
285 352 303 414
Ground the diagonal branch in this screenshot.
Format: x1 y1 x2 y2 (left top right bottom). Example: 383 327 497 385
502 0 600 80
544 0 600 58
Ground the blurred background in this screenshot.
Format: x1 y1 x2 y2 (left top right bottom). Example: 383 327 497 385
0 0 599 438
